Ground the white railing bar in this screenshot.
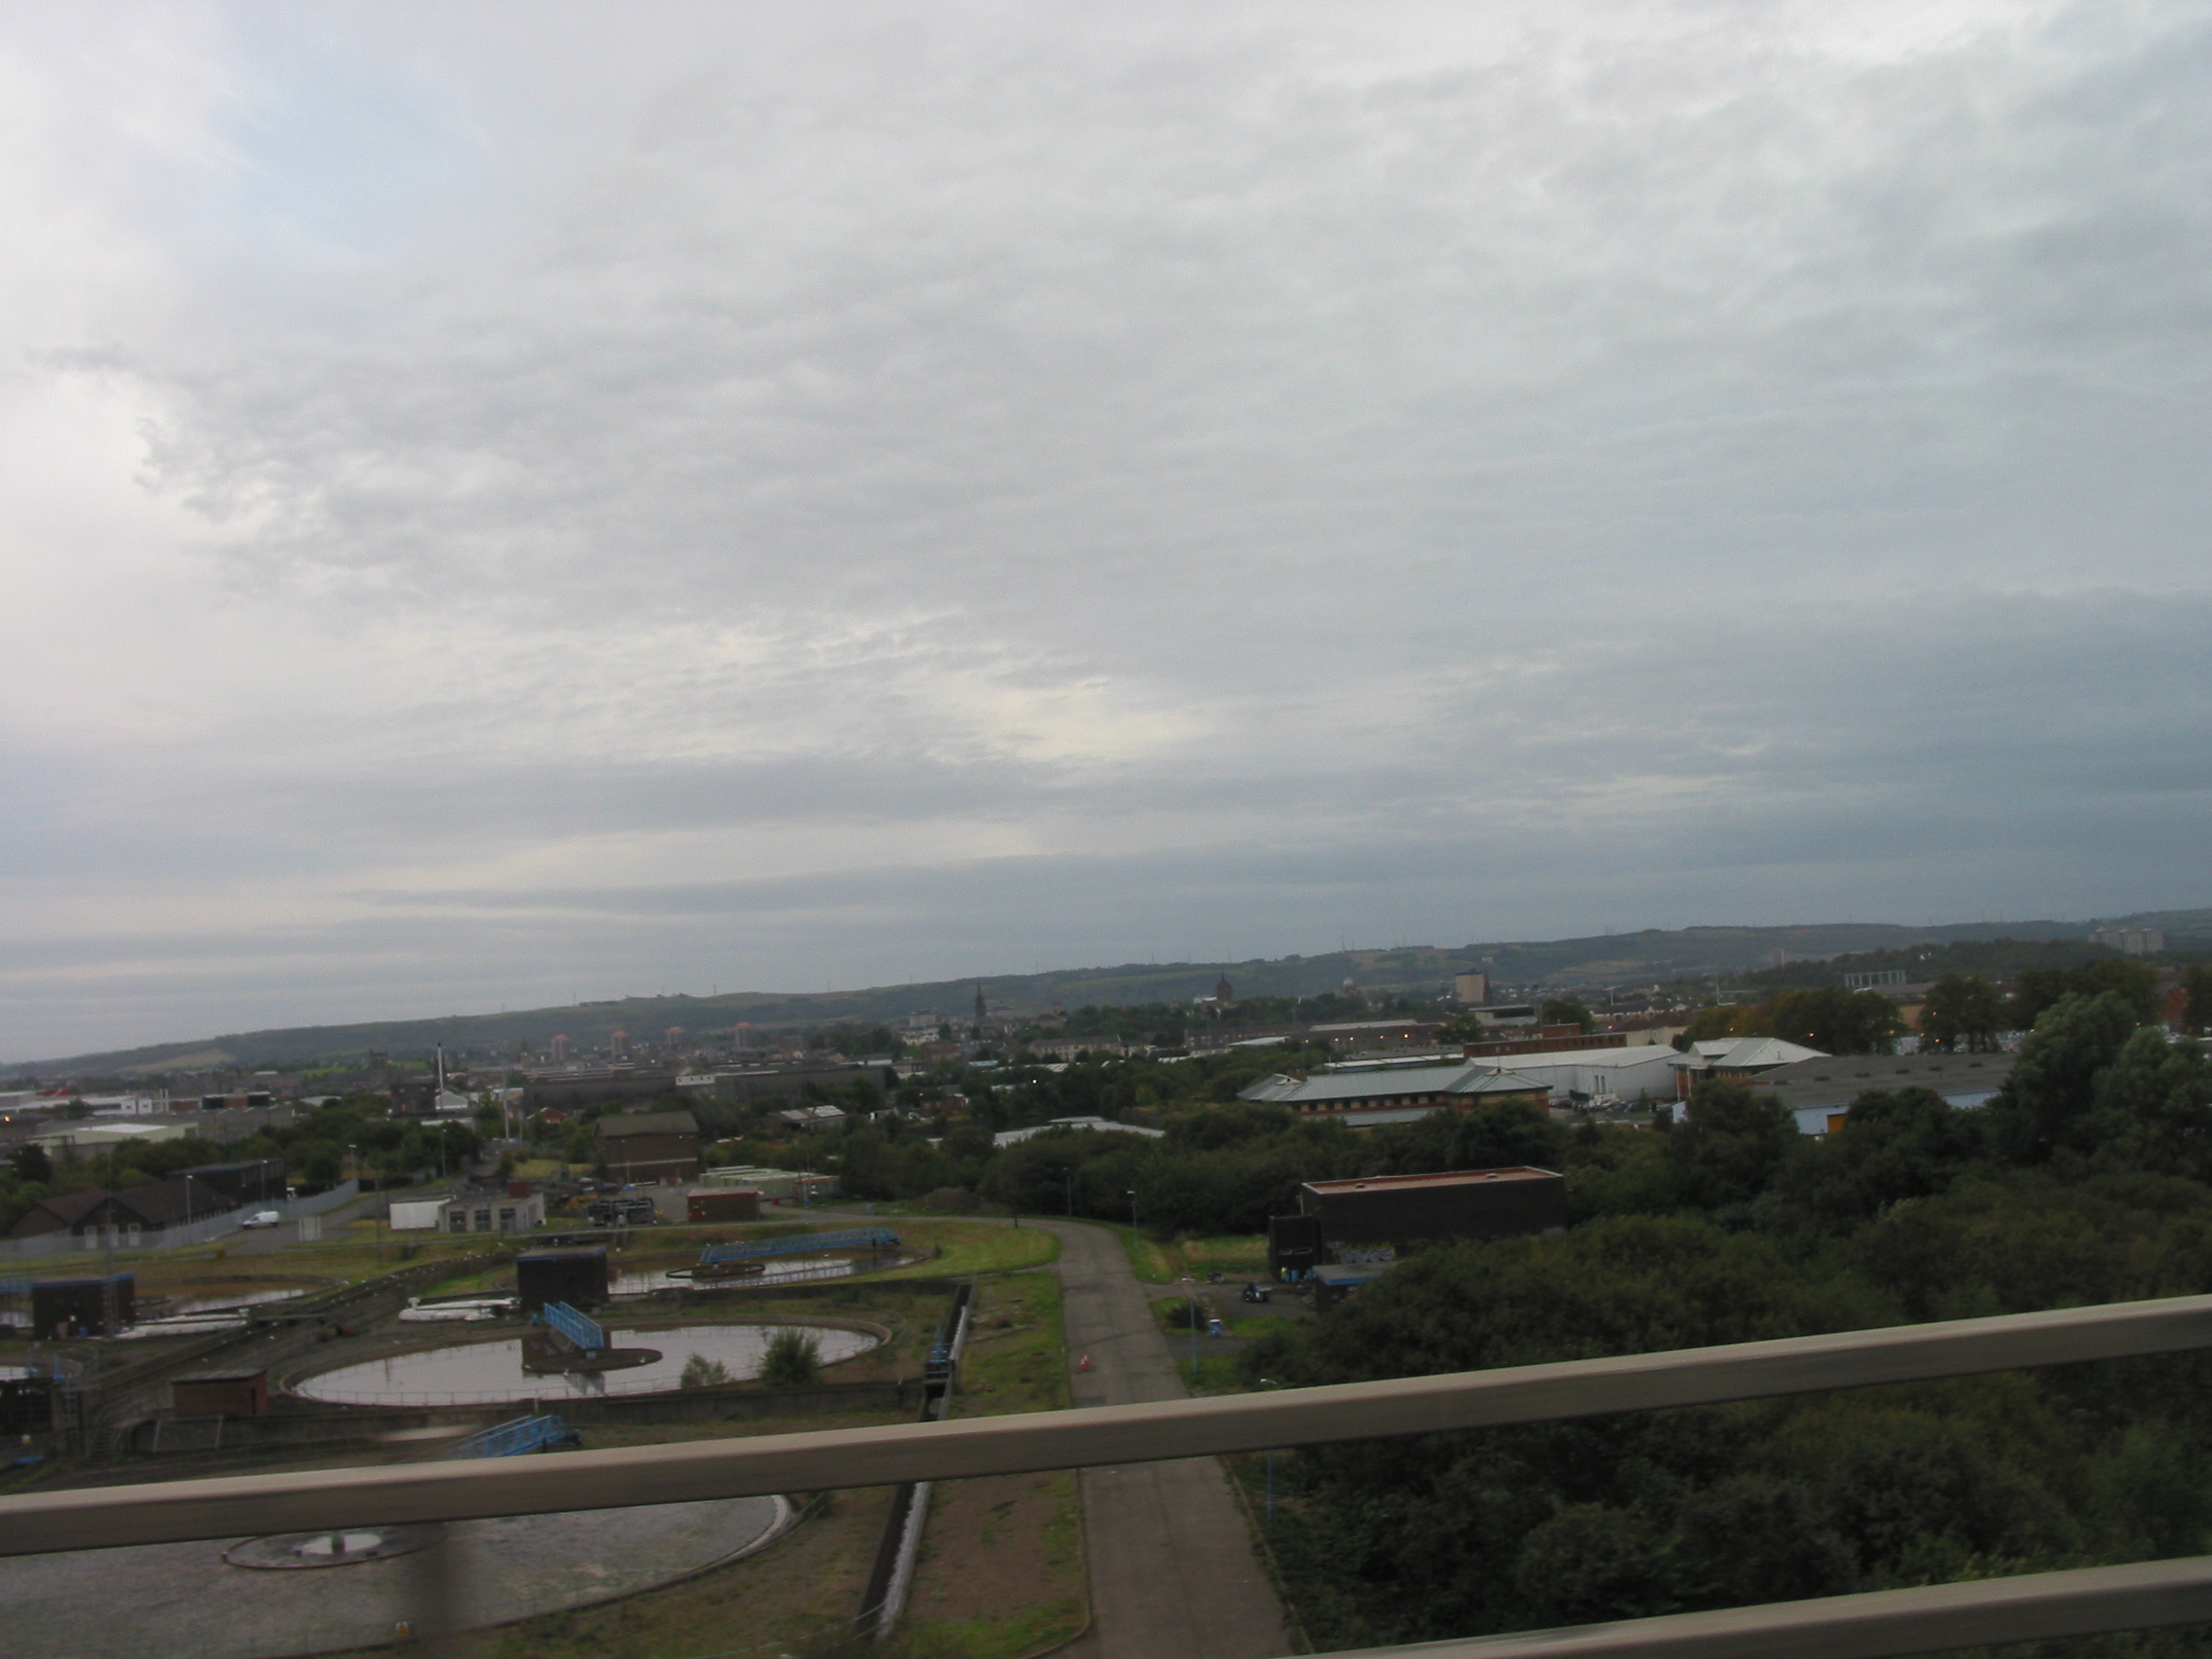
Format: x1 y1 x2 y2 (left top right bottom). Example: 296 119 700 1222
7 1291 2212 1557
1325 1554 2212 1659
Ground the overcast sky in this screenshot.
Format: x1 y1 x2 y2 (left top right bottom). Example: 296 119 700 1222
3 1 2208 1058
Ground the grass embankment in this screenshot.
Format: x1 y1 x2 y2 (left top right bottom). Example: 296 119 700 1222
1108 1225 1269 1285
901 1271 1087 1659
877 1218 1058 1279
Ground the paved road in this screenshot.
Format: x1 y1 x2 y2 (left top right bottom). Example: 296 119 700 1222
768 1206 1292 1656
223 1192 385 1255
1026 1217 1291 1659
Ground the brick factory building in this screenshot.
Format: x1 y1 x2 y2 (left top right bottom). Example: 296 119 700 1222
594 1109 701 1184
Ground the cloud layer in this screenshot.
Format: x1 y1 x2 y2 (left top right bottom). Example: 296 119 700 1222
3 2 2209 1056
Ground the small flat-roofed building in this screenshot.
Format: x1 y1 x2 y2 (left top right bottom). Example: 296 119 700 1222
595 1109 700 1184
1297 1167 1567 1254
30 1274 134 1338
687 1189 762 1223
439 1192 546 1235
697 1165 841 1203
171 1370 269 1418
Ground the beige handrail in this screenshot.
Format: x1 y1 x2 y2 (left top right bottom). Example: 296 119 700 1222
6 1292 2211 1556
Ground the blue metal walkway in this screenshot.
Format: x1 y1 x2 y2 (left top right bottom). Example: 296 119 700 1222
697 1228 899 1267
447 1414 580 1458
538 1301 605 1354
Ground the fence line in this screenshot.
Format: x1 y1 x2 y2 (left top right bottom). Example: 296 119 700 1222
0 1181 360 1265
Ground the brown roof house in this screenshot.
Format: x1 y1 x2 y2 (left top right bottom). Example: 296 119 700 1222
10 1175 235 1242
594 1110 701 1184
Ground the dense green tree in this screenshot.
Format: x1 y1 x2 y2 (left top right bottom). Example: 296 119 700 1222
2009 959 2161 1029
1919 974 2007 1052
2085 1028 2212 1180
1670 1477 1856 1607
10 1142 53 1184
1674 1005 1755 1048
1541 997 1596 1033
1369 1100 1566 1179
1666 1081 1797 1210
2184 965 2212 1037
1983 991 2142 1165
1511 1505 1670 1624
1760 987 1904 1055
1775 1087 1984 1233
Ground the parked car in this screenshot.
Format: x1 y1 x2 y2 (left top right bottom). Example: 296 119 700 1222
1240 1281 1271 1304
240 1210 283 1230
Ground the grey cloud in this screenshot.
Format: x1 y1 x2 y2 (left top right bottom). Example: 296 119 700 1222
6 3 2212 1055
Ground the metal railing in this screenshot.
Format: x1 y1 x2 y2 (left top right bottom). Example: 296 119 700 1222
8 1292 2212 1657
447 1415 579 1460
536 1301 605 1354
697 1226 900 1264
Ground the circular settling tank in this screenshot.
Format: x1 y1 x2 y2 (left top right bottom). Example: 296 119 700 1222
293 1322 876 1406
0 1497 787 1659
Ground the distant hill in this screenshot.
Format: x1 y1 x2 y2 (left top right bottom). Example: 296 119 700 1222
10 906 2206 1079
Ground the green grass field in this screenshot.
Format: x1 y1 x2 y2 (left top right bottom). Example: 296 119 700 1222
877 1219 1059 1279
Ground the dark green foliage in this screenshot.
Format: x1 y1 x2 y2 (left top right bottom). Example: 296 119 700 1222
1669 1476 1856 1607
10 1142 52 1184
2010 960 2163 1029
1245 993 2212 1652
1984 992 2151 1164
1671 988 1902 1055
1369 1099 1565 1179
1774 1087 1983 1231
1758 987 1906 1054
1666 1081 1795 1210
1920 973 2007 1051
1541 997 1596 1033
2187 965 2212 1037
759 1329 822 1387
1742 937 2136 993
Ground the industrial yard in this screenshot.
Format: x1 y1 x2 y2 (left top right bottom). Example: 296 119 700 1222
0 1210 1081 1658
